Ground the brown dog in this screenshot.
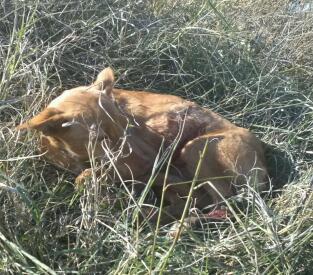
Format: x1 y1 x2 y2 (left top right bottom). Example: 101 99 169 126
17 67 268 224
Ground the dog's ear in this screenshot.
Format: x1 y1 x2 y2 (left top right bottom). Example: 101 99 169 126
93 67 115 96
16 108 68 135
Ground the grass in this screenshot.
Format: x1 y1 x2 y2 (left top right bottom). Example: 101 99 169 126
1 0 313 273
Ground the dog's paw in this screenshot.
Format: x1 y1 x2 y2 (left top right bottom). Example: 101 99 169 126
75 168 92 188
167 220 191 239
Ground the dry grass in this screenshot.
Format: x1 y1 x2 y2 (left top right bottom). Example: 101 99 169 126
0 0 312 274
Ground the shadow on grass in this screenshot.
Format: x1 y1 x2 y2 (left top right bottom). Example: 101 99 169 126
264 143 297 192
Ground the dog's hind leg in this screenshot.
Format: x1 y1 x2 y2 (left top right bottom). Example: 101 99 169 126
177 128 268 206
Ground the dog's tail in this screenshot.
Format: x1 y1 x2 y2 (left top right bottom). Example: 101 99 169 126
93 67 115 96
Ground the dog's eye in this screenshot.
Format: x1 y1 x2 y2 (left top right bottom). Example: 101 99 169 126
62 119 80 128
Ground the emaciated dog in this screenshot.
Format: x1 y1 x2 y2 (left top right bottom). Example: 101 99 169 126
17 68 268 225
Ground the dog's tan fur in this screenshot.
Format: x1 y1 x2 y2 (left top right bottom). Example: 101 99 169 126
18 67 268 224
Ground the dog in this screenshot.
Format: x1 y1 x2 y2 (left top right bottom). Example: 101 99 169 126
17 67 268 225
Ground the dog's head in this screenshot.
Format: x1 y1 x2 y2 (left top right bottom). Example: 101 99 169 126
17 67 126 173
